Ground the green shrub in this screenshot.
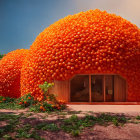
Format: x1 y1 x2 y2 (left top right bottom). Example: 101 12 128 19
0 81 66 112
71 130 80 137
136 116 140 120
36 123 59 131
0 54 5 59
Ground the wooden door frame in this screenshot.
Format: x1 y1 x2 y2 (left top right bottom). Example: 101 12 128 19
103 75 106 102
89 75 92 102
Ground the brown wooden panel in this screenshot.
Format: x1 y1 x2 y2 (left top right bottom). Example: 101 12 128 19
49 80 69 102
89 75 91 102
114 75 126 102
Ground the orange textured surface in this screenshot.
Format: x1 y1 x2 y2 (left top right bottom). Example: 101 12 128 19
0 49 28 98
21 9 140 101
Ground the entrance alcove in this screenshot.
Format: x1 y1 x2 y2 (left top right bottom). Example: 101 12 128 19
70 74 126 102
49 74 127 103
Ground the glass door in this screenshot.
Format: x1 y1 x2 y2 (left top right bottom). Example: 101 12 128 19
91 75 104 102
70 75 89 102
70 74 125 103
105 75 114 102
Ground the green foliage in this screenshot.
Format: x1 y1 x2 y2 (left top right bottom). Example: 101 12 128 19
39 81 57 103
0 112 128 138
0 111 136 138
0 113 21 121
0 113 23 138
0 54 4 60
36 123 47 129
0 112 44 139
4 113 124 138
97 113 117 122
29 102 55 113
118 116 127 123
136 116 140 120
0 96 15 103
29 103 41 112
15 124 44 140
61 113 128 136
40 102 54 111
39 81 54 94
36 123 59 131
0 81 66 113
0 96 22 110
28 130 45 140
112 118 119 126
0 94 36 109
71 130 80 137
15 124 32 138
0 102 22 110
38 81 66 112
61 114 94 136
3 134 14 140
16 93 37 107
93 113 127 126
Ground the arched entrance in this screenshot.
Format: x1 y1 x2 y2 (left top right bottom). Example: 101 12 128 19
70 74 127 102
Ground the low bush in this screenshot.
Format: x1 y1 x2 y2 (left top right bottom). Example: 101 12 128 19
0 81 66 112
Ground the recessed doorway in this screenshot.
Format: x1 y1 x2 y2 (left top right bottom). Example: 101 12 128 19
91 75 114 102
70 74 126 102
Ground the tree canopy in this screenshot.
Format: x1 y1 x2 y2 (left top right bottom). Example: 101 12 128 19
0 54 4 59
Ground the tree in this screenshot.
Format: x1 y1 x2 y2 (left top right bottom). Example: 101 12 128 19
0 54 4 60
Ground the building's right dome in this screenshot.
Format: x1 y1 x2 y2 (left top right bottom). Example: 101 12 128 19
21 9 140 101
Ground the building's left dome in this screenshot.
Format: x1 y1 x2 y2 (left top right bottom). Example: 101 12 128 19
0 49 28 98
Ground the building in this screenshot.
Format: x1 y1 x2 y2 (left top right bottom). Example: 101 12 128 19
21 9 140 103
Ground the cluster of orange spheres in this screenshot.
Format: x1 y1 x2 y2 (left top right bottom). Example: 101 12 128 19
1 9 140 101
0 49 28 98
20 9 140 101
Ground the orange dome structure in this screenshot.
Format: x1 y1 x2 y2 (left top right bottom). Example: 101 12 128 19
0 49 28 98
21 9 140 102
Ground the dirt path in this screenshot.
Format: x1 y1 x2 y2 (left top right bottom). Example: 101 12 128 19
68 105 140 115
79 123 140 140
25 123 140 140
0 106 140 140
1 105 140 118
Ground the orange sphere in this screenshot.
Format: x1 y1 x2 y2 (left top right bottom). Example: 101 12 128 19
0 49 28 98
21 9 140 101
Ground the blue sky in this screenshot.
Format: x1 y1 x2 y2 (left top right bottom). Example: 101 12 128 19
0 0 140 54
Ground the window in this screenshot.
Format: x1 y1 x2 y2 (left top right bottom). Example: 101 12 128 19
70 75 89 102
91 75 104 102
105 75 114 102
70 74 126 102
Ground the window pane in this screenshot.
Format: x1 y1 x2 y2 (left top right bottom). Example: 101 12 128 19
70 75 89 102
105 75 114 102
91 75 104 102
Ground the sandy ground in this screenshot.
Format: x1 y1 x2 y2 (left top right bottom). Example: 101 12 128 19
28 123 140 140
1 105 140 140
68 105 140 116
